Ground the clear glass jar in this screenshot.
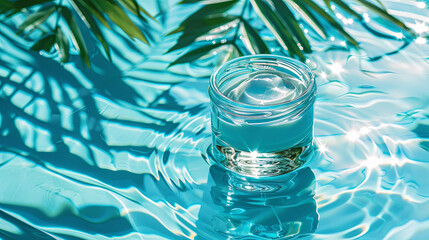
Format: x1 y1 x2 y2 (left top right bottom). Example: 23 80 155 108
209 55 317 177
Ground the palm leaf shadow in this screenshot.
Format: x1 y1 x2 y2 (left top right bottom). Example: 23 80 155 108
0 14 213 237
0 27 147 184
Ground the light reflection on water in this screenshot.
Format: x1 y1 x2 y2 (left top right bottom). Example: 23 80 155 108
1 0 429 239
196 165 318 239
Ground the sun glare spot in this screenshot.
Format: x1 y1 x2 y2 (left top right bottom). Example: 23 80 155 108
360 127 370 135
363 13 370 22
249 151 259 158
361 155 404 170
412 22 428 34
346 127 370 141
329 62 344 74
416 37 427 44
395 32 404 39
336 13 344 19
362 156 382 170
390 156 400 166
318 144 328 153
320 72 327 79
347 130 360 141
417 2 426 9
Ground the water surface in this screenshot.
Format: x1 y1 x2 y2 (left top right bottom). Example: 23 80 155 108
1 0 429 239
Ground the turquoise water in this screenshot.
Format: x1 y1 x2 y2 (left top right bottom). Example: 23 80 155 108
1 0 429 239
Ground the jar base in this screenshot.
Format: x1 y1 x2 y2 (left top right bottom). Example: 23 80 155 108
213 143 314 177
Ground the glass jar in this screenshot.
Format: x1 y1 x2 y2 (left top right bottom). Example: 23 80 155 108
209 55 317 177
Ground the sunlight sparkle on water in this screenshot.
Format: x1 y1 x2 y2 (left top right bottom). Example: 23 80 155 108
2 1 429 239
363 13 370 22
361 155 406 170
395 32 404 39
328 62 344 75
347 130 360 141
411 22 428 34
318 144 328 154
346 127 370 142
362 156 384 170
417 2 427 9
416 37 427 44
249 151 259 158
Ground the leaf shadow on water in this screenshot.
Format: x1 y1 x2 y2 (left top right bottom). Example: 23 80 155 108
0 205 133 240
412 117 429 152
0 21 212 239
0 209 57 240
0 25 141 177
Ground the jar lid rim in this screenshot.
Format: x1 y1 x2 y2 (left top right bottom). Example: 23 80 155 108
209 54 316 110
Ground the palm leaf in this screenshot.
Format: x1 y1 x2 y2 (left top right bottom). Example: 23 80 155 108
374 0 387 10
180 0 239 25
354 0 415 36
270 0 312 53
92 1 149 44
169 42 227 67
325 0 362 20
1 0 153 68
294 0 360 48
55 27 70 63
74 0 110 28
61 6 90 67
17 5 56 34
287 0 328 39
240 18 269 54
0 0 51 16
117 0 156 21
69 0 111 60
223 44 243 62
167 15 237 53
2 0 415 68
250 0 305 60
30 33 56 52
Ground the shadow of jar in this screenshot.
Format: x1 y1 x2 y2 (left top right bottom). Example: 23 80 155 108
196 165 318 239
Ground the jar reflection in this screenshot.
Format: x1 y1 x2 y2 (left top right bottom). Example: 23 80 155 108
196 165 318 239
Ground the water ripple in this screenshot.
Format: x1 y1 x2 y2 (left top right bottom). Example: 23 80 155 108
1 0 429 239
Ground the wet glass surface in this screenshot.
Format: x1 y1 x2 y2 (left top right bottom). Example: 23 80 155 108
1 0 429 239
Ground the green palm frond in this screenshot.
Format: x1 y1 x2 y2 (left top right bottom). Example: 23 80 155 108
0 0 416 68
0 0 154 68
168 0 416 66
